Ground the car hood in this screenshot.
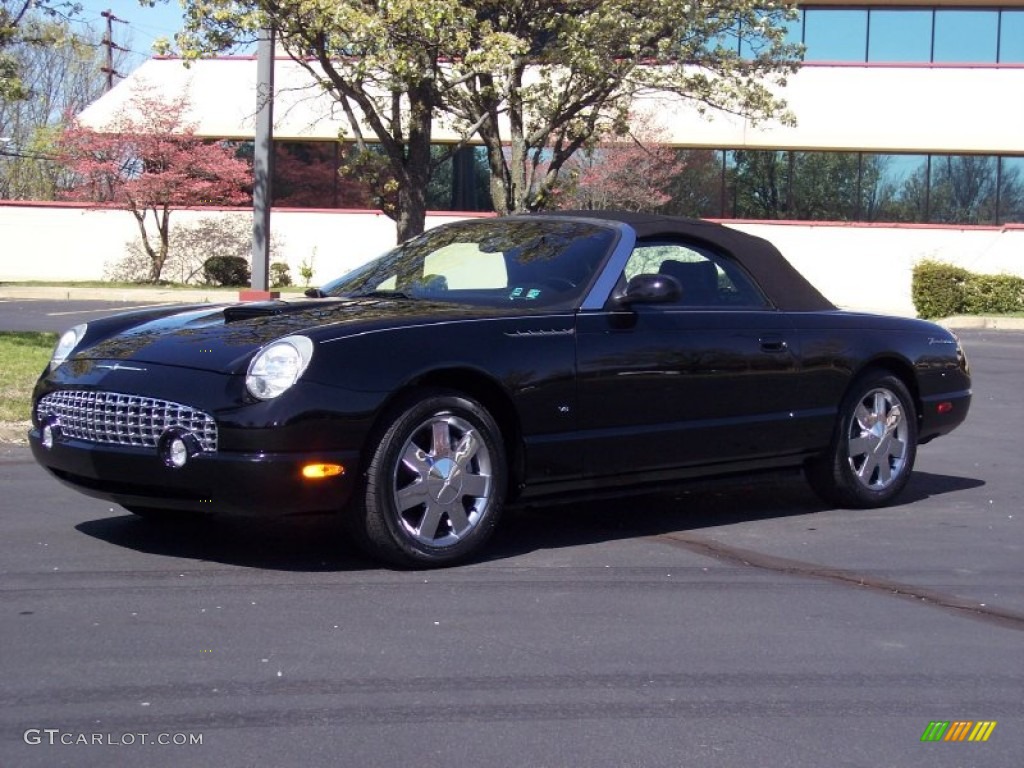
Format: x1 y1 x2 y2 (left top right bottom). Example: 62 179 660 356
71 297 506 374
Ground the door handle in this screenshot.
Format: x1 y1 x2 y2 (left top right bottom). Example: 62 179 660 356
759 335 788 353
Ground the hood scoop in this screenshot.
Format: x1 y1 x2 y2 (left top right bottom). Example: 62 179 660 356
222 301 293 322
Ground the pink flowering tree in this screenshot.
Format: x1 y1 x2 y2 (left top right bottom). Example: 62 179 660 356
58 84 251 282
553 116 687 213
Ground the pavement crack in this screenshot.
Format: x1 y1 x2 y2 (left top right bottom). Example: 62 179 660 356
654 532 1024 632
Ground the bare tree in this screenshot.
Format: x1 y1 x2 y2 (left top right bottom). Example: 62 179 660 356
1 13 128 200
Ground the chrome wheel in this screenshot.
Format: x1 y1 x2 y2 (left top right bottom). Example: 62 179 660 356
846 387 910 491
806 372 917 509
393 414 494 547
352 389 507 567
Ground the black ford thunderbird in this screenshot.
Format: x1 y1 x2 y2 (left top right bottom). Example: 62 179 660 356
30 211 971 566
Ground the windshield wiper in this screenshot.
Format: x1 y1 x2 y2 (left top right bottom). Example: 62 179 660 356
348 289 416 300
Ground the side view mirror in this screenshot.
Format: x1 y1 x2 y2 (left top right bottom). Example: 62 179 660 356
614 273 682 306
304 287 326 298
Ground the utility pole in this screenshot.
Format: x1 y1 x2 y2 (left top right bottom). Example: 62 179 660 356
247 25 275 299
100 10 128 91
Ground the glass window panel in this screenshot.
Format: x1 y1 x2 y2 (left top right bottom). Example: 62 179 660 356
728 150 792 219
701 15 741 56
738 10 799 59
427 145 491 211
792 152 861 221
722 150 739 218
660 149 724 219
929 155 998 225
784 11 803 47
803 9 867 62
997 157 1024 224
999 11 1024 63
273 142 343 208
426 145 454 210
868 10 932 63
935 10 998 63
862 154 928 223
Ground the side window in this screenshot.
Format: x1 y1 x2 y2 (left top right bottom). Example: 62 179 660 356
623 242 767 308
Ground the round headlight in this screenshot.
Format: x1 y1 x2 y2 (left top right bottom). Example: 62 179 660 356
51 324 87 370
246 335 314 400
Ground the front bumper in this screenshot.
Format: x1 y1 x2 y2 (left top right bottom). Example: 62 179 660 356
29 429 360 518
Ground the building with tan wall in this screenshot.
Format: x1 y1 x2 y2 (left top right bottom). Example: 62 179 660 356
3 0 1024 314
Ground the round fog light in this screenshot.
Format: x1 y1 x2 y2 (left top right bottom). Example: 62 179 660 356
41 423 55 450
168 437 189 468
160 430 200 469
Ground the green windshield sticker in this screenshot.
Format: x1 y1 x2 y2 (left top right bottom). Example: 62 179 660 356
509 288 542 300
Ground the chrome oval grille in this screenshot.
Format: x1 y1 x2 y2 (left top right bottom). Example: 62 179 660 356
37 390 218 452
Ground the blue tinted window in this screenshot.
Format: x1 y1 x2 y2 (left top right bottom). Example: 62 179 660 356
930 156 998 224
935 10 998 63
868 10 932 63
998 157 1024 223
803 9 867 61
739 11 801 59
862 154 928 223
999 11 1024 62
784 11 803 47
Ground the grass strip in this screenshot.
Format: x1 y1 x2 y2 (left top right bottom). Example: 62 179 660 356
0 332 56 422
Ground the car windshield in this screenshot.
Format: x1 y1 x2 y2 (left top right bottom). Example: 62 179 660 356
319 218 616 308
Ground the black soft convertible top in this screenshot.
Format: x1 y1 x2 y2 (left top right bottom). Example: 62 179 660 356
535 210 836 312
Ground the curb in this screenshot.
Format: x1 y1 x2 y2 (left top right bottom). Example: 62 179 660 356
938 315 1024 331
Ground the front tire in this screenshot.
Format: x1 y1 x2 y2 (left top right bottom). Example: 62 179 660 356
807 372 917 508
350 389 507 567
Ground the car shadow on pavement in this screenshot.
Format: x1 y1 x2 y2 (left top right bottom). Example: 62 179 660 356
75 513 372 572
73 470 983 571
485 469 985 562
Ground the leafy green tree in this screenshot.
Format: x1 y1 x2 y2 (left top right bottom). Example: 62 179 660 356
172 0 473 242
443 0 800 215
169 0 799 238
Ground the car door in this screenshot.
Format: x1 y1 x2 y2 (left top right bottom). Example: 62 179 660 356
575 240 808 478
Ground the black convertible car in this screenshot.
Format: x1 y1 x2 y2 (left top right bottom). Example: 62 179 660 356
30 211 971 566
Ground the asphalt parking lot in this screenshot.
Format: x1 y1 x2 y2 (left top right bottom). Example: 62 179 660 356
0 308 1021 767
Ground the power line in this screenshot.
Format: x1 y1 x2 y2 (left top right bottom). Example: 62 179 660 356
0 147 63 161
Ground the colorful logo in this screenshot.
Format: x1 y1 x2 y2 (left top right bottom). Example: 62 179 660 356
921 721 997 742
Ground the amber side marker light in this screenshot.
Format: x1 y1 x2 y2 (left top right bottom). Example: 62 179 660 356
937 402 954 415
301 463 345 480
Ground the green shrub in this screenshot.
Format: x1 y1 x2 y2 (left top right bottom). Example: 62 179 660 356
270 261 292 288
963 273 1024 315
203 255 251 286
913 260 1024 318
912 260 971 319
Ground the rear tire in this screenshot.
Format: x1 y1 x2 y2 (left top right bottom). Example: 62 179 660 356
348 389 507 567
807 371 917 508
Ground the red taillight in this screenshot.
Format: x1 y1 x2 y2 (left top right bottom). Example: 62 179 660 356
937 401 954 415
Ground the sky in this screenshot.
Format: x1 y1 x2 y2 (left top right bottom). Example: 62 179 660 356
70 1 188 73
